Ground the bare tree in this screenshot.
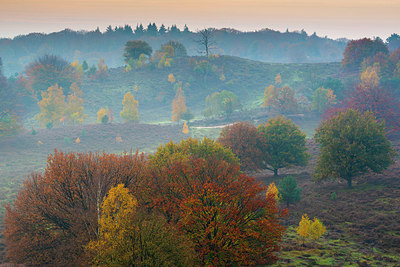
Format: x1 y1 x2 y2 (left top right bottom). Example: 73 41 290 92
196 28 216 56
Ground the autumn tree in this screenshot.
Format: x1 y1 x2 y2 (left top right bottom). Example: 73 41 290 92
4 150 148 265
258 116 309 176
35 84 67 127
65 82 86 124
147 138 286 265
97 107 113 124
263 85 298 114
342 38 389 70
171 87 187 122
22 55 79 99
275 73 282 85
325 67 400 132
87 184 195 266
168 73 175 83
204 90 241 117
266 182 280 202
120 92 139 122
161 40 187 57
311 87 336 113
94 58 108 80
217 121 265 171
315 109 397 188
124 40 152 63
297 214 326 243
278 176 302 208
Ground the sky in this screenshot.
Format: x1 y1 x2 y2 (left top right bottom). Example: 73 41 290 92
1 0 399 40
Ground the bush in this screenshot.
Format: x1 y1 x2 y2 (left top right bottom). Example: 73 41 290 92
46 121 53 129
330 192 337 201
63 136 71 145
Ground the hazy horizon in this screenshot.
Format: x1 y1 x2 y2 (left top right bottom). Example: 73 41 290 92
1 0 399 40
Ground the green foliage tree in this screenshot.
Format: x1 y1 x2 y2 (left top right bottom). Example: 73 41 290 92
257 116 309 176
120 92 139 122
314 109 397 188
204 90 241 117
311 87 336 113
278 176 302 207
124 40 152 63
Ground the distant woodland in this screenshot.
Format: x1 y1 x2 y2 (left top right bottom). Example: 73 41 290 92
0 24 352 76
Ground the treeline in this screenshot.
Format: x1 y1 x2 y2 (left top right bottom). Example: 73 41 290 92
0 24 352 75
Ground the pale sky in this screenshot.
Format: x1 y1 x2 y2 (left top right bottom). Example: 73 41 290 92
0 0 399 39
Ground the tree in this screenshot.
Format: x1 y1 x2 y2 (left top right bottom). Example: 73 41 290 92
124 40 152 63
171 87 187 122
120 92 139 122
326 67 400 132
296 214 326 243
278 176 302 208
182 122 189 134
161 40 187 57
266 182 281 202
262 85 298 114
35 84 67 127
311 87 336 113
257 116 309 176
4 150 148 265
342 38 389 70
97 107 112 124
275 74 282 85
65 82 86 124
196 28 215 56
22 55 79 99
147 138 286 265
204 90 241 117
94 59 108 80
168 73 175 83
217 122 264 171
315 109 397 188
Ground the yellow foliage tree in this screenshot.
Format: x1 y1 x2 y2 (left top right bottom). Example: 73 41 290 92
120 92 139 122
35 84 67 127
296 214 326 243
266 182 281 202
360 66 379 91
65 83 86 124
182 122 189 134
262 85 275 108
75 137 80 144
86 184 138 265
172 87 187 122
168 73 176 83
311 87 337 113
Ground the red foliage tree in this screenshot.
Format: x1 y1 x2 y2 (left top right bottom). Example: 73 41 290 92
324 67 400 132
4 150 147 265
217 121 265 171
342 38 389 71
147 139 286 265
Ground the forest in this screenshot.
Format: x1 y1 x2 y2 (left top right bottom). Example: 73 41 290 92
1 23 400 265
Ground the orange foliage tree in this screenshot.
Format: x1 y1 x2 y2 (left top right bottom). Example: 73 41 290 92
147 138 286 265
171 87 187 122
4 150 148 265
217 121 265 171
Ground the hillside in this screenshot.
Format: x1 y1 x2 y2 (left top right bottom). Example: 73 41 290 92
0 27 347 76
74 56 342 124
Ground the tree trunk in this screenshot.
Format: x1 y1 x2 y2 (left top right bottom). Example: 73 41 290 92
274 169 278 176
347 177 352 188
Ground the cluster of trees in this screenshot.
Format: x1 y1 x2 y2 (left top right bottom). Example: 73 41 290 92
217 117 309 175
5 138 287 265
35 83 86 127
0 25 355 76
